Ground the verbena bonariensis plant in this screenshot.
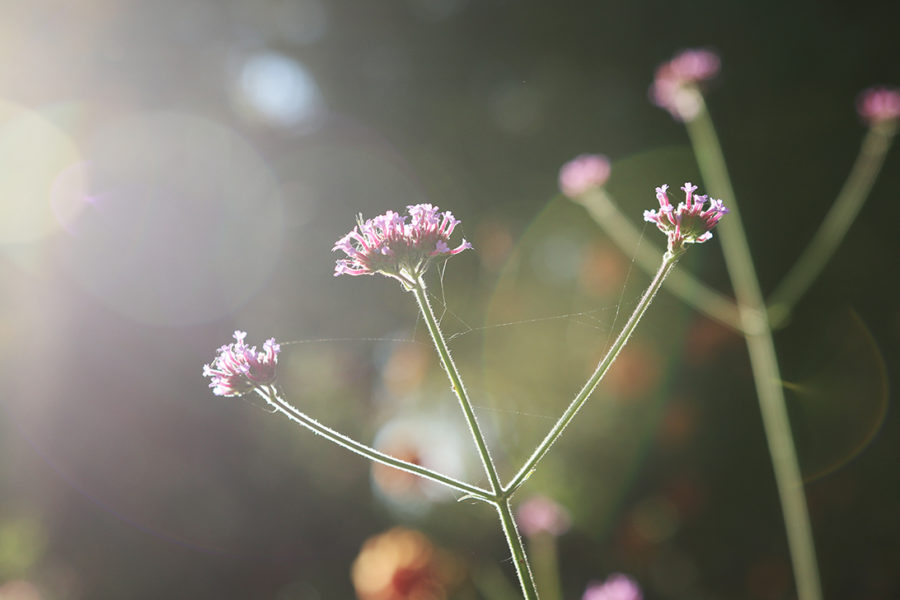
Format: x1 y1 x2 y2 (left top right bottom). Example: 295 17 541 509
205 192 725 598
203 49 897 599
560 49 899 600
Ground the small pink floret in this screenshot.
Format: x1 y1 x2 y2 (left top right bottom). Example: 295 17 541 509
203 330 280 397
583 574 643 600
857 86 900 125
559 154 612 198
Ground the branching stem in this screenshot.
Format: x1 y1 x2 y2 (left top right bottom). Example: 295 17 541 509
258 385 492 501
412 279 539 600
506 250 681 494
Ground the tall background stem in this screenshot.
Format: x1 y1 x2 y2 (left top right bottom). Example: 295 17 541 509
686 101 823 600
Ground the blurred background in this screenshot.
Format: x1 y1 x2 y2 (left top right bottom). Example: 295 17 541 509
1 0 898 598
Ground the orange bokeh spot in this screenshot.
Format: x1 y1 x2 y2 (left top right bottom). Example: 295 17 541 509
602 343 662 400
578 241 627 299
351 528 461 600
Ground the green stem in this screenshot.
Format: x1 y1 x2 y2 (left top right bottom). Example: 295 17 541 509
686 99 823 600
768 123 896 328
258 385 492 501
472 562 523 600
527 533 562 600
506 250 681 493
411 280 539 600
496 498 540 600
412 281 503 494
579 188 743 332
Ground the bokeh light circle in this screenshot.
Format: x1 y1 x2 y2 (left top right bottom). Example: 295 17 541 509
57 112 284 326
234 52 324 130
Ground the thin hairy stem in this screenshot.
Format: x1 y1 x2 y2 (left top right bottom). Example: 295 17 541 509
411 279 538 600
768 122 897 327
258 385 492 500
495 498 539 600
506 251 681 494
686 98 823 600
411 281 503 494
577 188 743 332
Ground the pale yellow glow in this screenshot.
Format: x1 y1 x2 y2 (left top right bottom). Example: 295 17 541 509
0 101 85 244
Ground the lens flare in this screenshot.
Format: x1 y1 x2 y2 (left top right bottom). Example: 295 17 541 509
780 309 889 482
54 112 284 326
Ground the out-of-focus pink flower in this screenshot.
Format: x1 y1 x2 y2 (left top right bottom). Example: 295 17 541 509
643 182 728 253
0 580 44 600
583 573 643 600
516 495 572 537
650 49 720 121
857 86 900 125
559 154 612 199
333 204 471 288
203 330 280 396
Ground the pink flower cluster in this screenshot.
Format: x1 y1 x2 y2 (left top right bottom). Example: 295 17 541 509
203 331 280 397
559 154 612 199
583 574 642 600
643 182 728 253
857 86 900 126
650 49 720 121
333 204 471 286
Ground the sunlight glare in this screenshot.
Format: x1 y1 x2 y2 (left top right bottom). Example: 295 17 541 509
55 112 284 326
0 101 84 245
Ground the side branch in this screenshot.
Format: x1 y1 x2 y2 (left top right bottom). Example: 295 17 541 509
259 385 492 500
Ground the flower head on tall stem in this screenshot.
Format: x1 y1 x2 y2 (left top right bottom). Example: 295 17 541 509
559 154 611 199
643 182 728 254
583 574 643 600
203 330 280 396
333 204 472 289
857 86 900 126
650 49 720 121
